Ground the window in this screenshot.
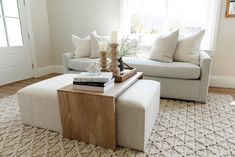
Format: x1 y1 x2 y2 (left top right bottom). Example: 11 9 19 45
0 0 23 47
120 0 221 50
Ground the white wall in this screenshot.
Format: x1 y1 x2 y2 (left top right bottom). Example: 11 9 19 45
47 0 120 65
210 0 235 88
28 0 53 68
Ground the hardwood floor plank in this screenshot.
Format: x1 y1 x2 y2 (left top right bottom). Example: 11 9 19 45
0 73 60 98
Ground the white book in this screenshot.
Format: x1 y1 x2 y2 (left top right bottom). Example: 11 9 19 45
73 81 114 93
74 72 113 83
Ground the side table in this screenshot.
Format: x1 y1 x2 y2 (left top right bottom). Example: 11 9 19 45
57 72 143 150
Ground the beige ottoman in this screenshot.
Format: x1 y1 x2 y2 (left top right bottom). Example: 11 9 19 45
17 74 77 132
116 80 160 151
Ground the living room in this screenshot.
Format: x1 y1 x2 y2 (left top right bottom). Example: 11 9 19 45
0 0 235 156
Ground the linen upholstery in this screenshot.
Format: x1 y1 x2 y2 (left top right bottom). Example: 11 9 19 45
174 30 205 65
116 80 160 151
17 74 77 132
123 57 200 79
68 57 99 71
72 35 90 58
90 31 109 58
63 51 212 102
17 75 160 151
150 30 179 62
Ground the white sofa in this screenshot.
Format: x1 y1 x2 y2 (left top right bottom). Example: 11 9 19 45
63 51 211 102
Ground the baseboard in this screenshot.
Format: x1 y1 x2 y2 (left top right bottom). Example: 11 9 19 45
53 65 64 74
35 65 63 77
210 75 235 88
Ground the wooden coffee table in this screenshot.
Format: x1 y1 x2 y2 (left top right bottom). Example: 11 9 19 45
57 72 143 150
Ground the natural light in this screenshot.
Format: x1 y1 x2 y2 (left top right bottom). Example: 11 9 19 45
127 0 207 34
122 0 219 49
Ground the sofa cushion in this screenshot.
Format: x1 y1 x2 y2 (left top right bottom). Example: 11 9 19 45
68 57 201 79
174 30 205 65
123 57 200 79
68 58 99 71
150 30 179 63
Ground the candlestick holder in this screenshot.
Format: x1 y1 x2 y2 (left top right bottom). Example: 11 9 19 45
99 51 109 72
109 43 120 75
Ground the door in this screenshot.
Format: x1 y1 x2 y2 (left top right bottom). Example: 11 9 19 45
0 0 33 85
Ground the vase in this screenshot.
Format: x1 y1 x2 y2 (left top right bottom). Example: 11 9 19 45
118 57 124 72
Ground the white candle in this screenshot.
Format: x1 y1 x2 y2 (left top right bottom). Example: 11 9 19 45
99 42 107 51
110 31 118 43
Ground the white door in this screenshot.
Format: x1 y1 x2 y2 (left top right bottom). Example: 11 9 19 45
0 0 33 85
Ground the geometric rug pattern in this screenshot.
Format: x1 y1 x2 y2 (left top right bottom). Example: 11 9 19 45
0 94 235 157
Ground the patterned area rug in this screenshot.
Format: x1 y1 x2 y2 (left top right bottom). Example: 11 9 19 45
0 94 235 157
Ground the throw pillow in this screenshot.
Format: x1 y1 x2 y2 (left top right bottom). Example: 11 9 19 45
174 30 205 65
90 31 109 58
150 30 179 62
72 34 90 58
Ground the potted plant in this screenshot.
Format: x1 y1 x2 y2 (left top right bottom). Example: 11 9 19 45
119 36 138 71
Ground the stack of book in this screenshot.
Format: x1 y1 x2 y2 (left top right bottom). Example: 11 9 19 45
73 72 114 92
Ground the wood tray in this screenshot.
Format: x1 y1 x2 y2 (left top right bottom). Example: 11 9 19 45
113 63 137 83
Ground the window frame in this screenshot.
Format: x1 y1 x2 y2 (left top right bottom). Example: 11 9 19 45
0 0 24 48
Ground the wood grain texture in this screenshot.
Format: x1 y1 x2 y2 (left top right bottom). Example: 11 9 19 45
58 90 116 149
58 92 116 149
57 72 143 150
59 72 143 98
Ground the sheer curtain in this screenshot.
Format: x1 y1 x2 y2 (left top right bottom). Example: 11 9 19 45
119 0 222 51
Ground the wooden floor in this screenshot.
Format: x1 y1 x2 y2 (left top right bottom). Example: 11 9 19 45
0 74 59 98
0 74 234 100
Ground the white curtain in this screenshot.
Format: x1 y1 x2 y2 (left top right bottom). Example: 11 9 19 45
119 0 222 51
203 0 222 51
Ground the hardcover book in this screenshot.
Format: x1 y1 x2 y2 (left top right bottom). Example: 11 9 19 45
73 78 115 87
74 72 113 83
73 81 114 93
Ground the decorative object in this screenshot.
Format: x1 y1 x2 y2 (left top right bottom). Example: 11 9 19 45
72 34 90 58
225 0 235 18
109 43 120 75
174 30 205 65
118 57 124 71
98 42 109 72
3 94 235 156
150 30 179 63
113 63 137 83
85 62 102 75
110 31 118 43
119 36 138 57
119 36 138 71
90 31 109 58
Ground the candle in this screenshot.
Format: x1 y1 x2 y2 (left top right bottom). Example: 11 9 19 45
99 42 107 52
110 31 118 43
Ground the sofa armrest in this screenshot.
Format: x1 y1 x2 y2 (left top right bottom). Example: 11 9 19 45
63 52 74 73
199 51 212 102
200 51 212 80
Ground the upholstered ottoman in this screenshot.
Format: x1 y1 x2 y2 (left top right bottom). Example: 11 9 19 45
116 80 160 151
17 74 77 132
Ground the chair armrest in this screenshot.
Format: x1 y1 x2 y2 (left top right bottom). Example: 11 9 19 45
199 51 212 102
63 52 74 73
